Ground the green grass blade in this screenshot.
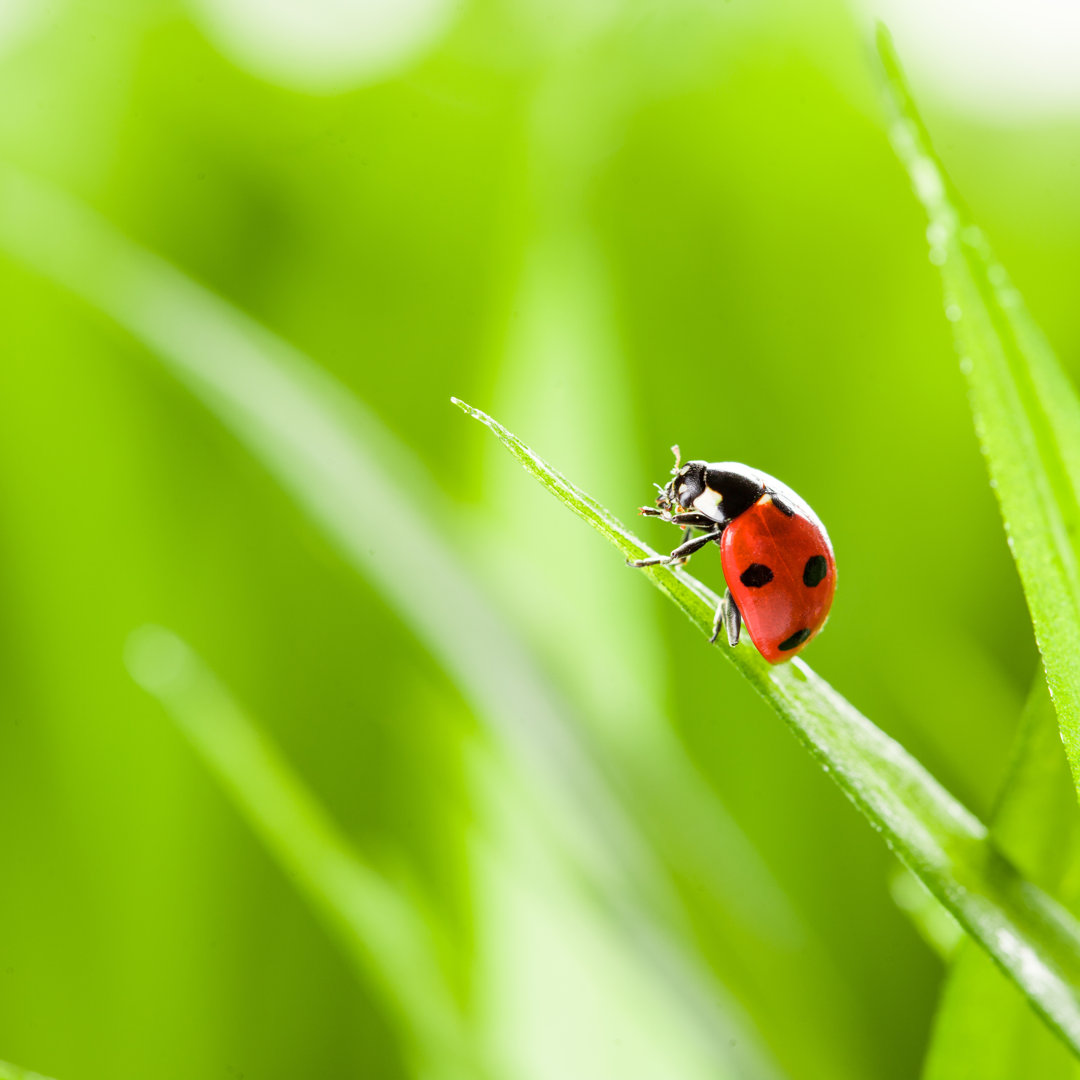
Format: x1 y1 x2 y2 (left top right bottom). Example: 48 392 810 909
921 683 1080 1079
453 396 1080 1056
0 1061 57 1080
889 866 962 960
125 625 485 1080
876 25 1080 800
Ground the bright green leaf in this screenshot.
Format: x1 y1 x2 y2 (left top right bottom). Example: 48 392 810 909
922 681 1080 1079
453 395 1080 1057
877 25 1080 802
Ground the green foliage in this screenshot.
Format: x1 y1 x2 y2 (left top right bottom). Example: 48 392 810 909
922 682 1080 1079
874 28 1080 1075
0 3 1078 1078
878 26 1080 798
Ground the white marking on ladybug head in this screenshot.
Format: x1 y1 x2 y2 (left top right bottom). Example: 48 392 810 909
692 489 724 520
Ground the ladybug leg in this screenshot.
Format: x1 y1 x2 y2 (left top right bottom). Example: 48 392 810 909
662 527 723 563
670 511 717 529
637 509 714 529
709 589 741 646
725 592 742 646
628 527 722 568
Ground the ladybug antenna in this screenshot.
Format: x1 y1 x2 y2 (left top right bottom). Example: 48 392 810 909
670 444 682 474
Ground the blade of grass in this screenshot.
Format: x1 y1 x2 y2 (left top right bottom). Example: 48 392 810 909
0 1061 57 1080
876 25 1080 803
889 866 962 959
0 167 782 1078
453 396 1080 1057
125 625 487 1080
921 681 1080 1079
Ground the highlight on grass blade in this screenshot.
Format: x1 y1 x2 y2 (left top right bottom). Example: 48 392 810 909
125 625 488 1080
0 1061 58 1080
454 395 1080 1058
876 25 1080 805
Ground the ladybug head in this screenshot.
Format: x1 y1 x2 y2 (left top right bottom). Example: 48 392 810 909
659 460 765 522
665 460 708 511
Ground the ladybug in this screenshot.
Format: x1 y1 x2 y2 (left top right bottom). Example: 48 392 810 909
629 449 836 663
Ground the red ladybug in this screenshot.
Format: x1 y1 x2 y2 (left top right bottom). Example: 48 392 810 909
630 450 835 663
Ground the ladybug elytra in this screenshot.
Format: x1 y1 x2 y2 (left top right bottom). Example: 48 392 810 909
630 449 836 663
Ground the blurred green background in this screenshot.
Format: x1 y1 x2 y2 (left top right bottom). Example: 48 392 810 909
1 0 1078 1077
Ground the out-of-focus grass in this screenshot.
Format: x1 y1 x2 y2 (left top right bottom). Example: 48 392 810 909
125 626 491 1080
0 1061 55 1080
0 1 1077 1078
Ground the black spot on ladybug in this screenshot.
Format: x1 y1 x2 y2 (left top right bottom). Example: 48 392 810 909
779 628 811 651
740 563 774 588
803 555 828 588
769 493 795 517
